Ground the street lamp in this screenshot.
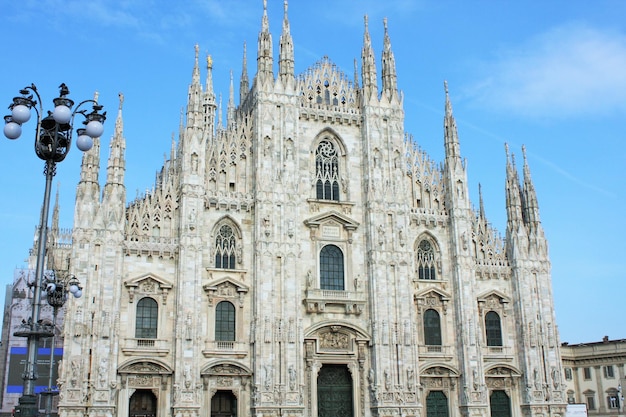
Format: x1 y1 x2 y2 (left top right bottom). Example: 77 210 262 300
4 84 105 417
40 273 82 417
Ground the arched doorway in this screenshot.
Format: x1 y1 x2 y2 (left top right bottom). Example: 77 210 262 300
317 364 353 417
490 390 511 417
426 390 449 417
129 389 157 417
211 390 237 417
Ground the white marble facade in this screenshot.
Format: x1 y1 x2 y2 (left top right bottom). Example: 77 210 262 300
57 3 566 417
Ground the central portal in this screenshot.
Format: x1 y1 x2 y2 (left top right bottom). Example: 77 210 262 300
317 364 353 417
129 389 157 417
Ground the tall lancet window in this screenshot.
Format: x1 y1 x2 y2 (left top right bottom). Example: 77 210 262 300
315 140 340 201
135 297 158 339
417 240 437 280
320 245 344 290
485 311 503 346
215 225 236 269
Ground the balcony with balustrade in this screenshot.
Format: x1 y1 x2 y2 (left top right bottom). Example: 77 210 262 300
304 288 366 315
202 340 248 358
418 345 455 361
121 338 170 356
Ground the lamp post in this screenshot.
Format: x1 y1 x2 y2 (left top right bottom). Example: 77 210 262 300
4 84 105 417
40 273 82 417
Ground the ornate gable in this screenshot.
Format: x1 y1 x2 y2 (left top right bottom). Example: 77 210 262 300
297 56 358 110
477 290 510 316
124 273 173 304
304 210 359 242
203 277 249 308
118 360 172 375
414 288 452 314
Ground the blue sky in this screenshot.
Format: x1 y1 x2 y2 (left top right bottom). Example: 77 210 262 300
0 0 624 344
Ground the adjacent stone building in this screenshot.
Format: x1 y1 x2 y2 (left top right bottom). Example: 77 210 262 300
561 337 626 416
55 2 566 417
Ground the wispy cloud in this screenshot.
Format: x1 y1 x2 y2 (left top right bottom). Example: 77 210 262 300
7 0 257 46
465 23 626 118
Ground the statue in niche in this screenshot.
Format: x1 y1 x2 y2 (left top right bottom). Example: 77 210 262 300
551 366 560 389
70 359 79 387
264 137 272 157
533 368 541 391
378 225 385 246
184 363 192 388
403 320 411 345
288 365 296 391
97 358 108 388
236 243 243 264
185 314 192 340
306 270 313 289
472 368 479 391
407 367 414 390
373 150 381 168
264 364 273 390
368 368 376 387
191 153 198 173
384 369 391 391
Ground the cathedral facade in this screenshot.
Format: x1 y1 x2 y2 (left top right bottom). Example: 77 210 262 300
57 3 566 417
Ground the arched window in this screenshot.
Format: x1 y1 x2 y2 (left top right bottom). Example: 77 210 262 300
426 391 449 417
135 297 158 339
485 311 503 346
417 240 437 280
320 245 344 290
215 224 236 269
489 390 511 417
424 309 442 346
315 140 340 201
215 301 236 341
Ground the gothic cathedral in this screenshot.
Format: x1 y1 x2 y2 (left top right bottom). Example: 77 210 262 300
57 2 566 417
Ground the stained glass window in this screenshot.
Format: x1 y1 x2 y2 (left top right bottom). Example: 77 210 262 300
215 225 236 269
315 140 340 201
417 240 437 280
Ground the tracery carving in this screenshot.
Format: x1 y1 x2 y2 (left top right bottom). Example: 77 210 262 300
298 56 357 110
125 165 178 243
315 140 340 201
415 236 441 281
405 140 445 216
